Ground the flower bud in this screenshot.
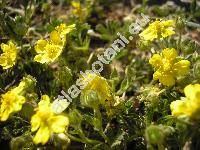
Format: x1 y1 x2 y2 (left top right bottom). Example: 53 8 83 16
145 124 174 145
80 90 100 109
68 109 83 128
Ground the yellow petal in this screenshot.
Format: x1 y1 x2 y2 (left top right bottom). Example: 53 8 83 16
50 30 62 45
163 62 172 72
161 20 175 27
149 54 162 68
159 74 175 86
12 96 26 111
35 39 47 53
0 54 7 67
50 115 69 133
184 84 197 101
31 114 41 132
55 24 75 41
45 44 63 61
162 48 177 62
1 43 9 52
170 84 200 118
0 108 11 121
161 20 175 38
0 41 17 69
161 29 175 38
139 28 158 41
33 126 50 145
0 90 26 121
71 1 81 8
173 60 190 76
34 54 47 64
170 100 186 116
38 95 51 109
153 70 162 80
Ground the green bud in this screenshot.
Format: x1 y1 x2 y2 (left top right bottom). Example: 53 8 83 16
175 17 186 31
145 125 164 145
136 39 152 51
80 90 100 109
14 16 28 36
68 109 83 128
145 124 174 145
10 133 35 149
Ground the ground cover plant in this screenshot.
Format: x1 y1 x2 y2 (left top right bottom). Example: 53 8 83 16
0 0 200 149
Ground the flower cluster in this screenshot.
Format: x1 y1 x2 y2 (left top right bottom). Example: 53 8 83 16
31 95 69 145
0 41 18 69
34 23 75 64
0 2 198 147
139 20 175 41
170 84 200 118
149 48 190 86
0 76 35 121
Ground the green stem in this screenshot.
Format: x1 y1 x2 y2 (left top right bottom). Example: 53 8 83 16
177 31 182 52
67 133 102 145
94 108 110 144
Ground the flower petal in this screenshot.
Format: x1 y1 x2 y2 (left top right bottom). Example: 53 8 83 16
31 114 41 132
50 30 62 45
35 39 47 53
170 100 186 116
159 74 175 86
149 54 162 68
50 115 69 133
33 126 50 145
173 60 190 76
162 48 177 62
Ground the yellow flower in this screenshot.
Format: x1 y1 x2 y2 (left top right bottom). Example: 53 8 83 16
0 77 31 121
34 23 75 64
34 42 63 64
0 91 25 121
149 48 190 86
170 84 200 118
71 1 88 22
81 73 112 106
54 23 75 45
55 24 76 42
0 76 36 121
31 95 69 145
0 41 18 69
139 20 175 41
71 2 82 17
